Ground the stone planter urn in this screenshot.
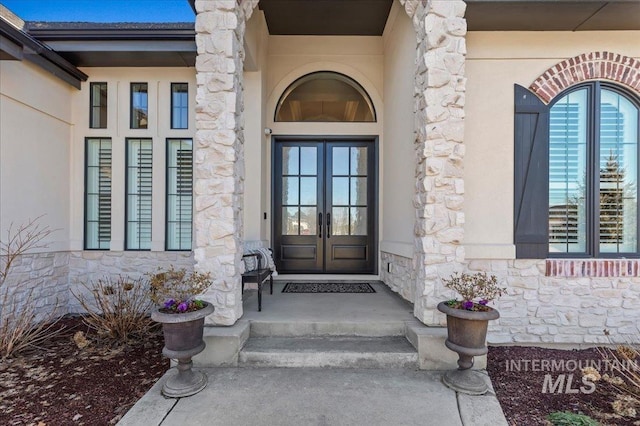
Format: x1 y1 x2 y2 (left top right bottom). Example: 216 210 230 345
151 302 214 398
437 301 500 395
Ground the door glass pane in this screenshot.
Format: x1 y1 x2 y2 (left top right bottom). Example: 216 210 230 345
300 147 317 175
332 207 349 236
350 207 367 235
283 207 299 235
599 89 638 253
300 177 317 205
282 177 299 205
332 147 349 175
283 147 299 175
549 88 588 254
350 147 367 175
332 177 349 205
350 177 367 206
300 207 317 236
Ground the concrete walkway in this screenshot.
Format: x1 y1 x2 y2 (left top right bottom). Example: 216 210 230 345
119 282 508 425
118 367 507 426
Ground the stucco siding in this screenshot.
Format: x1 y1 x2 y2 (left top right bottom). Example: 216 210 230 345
464 31 640 259
0 60 73 252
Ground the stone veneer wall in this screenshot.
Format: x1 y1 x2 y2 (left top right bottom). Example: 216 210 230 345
2 251 194 318
464 260 640 345
67 251 194 313
380 252 416 303
401 0 467 324
193 0 259 325
2 252 70 322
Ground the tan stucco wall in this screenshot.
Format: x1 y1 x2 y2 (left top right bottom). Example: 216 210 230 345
244 10 270 243
0 60 74 251
464 31 640 259
70 67 196 251
381 0 416 255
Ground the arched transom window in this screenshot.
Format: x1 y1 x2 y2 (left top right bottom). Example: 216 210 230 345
275 72 376 122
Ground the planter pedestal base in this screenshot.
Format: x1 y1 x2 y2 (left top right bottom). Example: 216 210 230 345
162 359 208 398
442 369 489 395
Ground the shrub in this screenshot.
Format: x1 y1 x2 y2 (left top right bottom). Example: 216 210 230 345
597 332 640 419
0 217 60 359
72 276 156 342
148 266 212 313
547 411 599 426
442 272 505 311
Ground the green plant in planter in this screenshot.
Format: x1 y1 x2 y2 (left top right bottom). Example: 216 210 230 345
148 266 212 313
442 271 505 311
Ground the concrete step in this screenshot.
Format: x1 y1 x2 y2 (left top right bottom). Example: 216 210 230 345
239 336 419 369
248 320 408 337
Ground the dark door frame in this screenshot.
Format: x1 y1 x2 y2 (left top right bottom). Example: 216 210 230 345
271 135 379 274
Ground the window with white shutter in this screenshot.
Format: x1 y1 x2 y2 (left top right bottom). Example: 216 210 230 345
85 138 112 249
166 139 192 250
126 138 153 250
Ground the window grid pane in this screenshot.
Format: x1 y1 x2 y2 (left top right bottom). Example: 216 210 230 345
549 89 588 254
599 89 638 253
332 146 368 236
171 83 189 129
90 82 107 129
85 138 112 249
281 145 318 236
131 83 148 129
126 139 152 250
167 139 193 250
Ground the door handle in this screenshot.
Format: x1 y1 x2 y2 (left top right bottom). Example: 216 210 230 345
318 212 322 238
327 212 331 239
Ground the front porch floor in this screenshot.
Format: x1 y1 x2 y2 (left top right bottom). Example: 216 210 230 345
241 280 418 334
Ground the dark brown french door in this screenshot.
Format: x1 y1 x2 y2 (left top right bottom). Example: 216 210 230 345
273 138 376 274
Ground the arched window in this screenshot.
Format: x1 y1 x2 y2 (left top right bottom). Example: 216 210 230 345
275 72 376 122
549 83 639 256
514 82 640 258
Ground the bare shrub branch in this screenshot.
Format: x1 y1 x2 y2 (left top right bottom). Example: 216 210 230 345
72 276 156 343
597 332 640 419
0 216 61 359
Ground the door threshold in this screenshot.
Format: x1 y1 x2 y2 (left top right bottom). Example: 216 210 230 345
275 274 380 281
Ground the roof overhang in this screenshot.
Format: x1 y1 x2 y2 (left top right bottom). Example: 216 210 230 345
0 9 88 89
465 0 640 31
26 23 196 67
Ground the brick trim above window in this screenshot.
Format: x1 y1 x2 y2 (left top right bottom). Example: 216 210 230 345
546 259 640 278
530 51 640 104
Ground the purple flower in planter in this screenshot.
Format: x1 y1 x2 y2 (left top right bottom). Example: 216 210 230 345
462 300 474 310
164 299 176 309
478 299 489 306
177 302 188 312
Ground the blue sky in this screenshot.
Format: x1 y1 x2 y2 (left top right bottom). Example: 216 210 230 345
1 0 194 22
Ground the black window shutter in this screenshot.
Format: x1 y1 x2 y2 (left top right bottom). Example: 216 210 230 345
514 84 550 259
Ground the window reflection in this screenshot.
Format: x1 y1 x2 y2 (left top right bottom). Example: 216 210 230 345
276 72 376 122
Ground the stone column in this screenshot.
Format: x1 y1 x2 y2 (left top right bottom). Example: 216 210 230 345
193 0 258 325
402 0 467 324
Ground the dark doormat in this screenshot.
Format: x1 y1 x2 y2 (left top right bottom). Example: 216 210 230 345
282 282 376 293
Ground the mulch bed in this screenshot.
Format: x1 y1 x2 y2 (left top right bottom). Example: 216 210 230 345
488 345 638 426
0 317 167 426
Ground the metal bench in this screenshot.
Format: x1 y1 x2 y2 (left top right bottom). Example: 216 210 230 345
241 251 273 312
